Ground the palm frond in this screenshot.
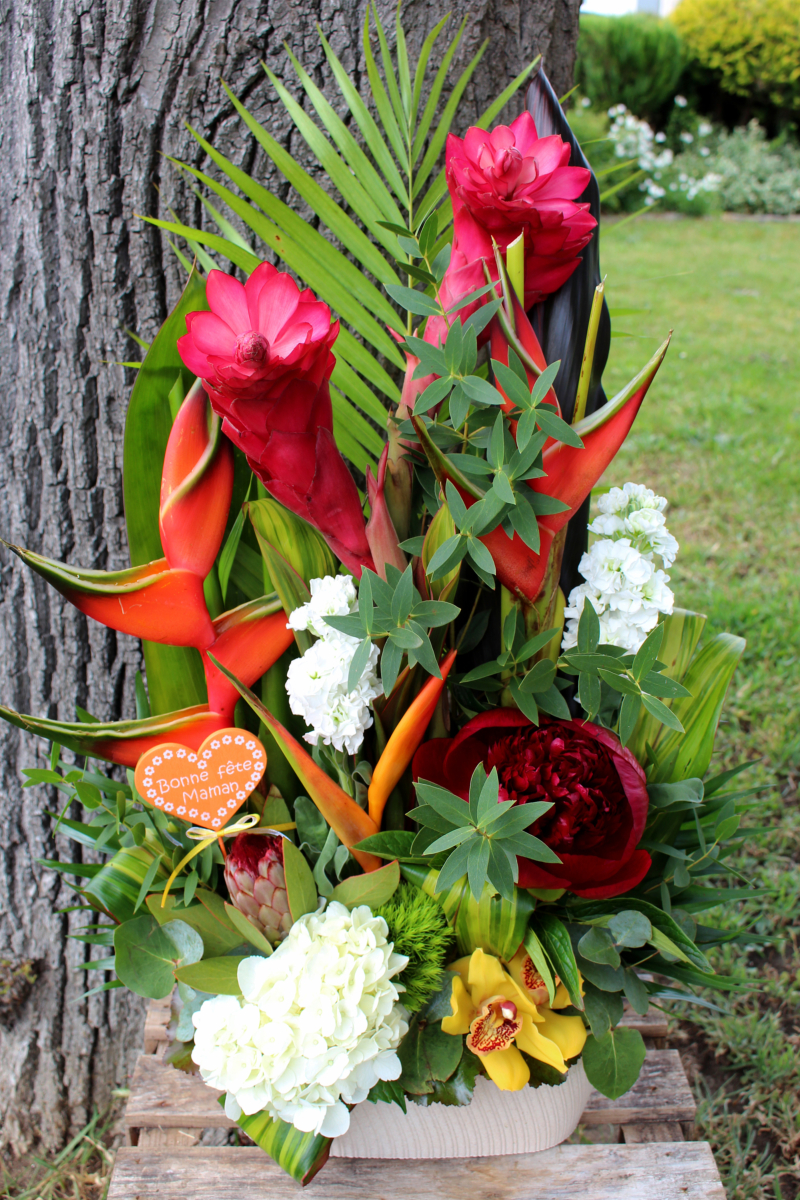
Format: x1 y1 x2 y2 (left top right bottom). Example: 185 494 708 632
394 6 413 122
411 14 451 138
258 71 401 262
373 4 408 135
411 18 467 165
413 40 488 200
318 29 407 204
336 329 401 404
155 7 536 480
286 41 404 225
362 8 406 165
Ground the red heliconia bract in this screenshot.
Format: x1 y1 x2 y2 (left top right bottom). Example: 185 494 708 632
178 263 374 578
224 832 292 944
159 379 234 578
4 379 299 768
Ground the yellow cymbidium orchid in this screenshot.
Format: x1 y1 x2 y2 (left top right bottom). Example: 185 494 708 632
442 948 587 1091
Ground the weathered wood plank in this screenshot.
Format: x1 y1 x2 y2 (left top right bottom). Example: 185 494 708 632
135 1127 203 1148
108 1143 726 1200
124 1049 695 1135
143 997 172 1055
125 1055 236 1133
619 1009 669 1039
623 1121 684 1143
582 1051 695 1126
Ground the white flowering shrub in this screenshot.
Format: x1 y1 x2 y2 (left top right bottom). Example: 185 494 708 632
713 121 800 215
285 576 382 755
192 902 409 1138
574 93 800 216
606 103 720 212
562 483 677 654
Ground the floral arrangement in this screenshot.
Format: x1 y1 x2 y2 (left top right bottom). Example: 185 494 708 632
5 10 757 1185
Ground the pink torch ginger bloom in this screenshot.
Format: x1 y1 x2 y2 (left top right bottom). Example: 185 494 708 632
178 264 374 577
178 263 337 403
445 112 597 311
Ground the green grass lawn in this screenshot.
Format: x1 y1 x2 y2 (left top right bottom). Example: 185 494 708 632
600 215 800 1200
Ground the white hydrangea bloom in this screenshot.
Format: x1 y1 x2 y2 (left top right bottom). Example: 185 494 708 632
561 483 677 654
192 902 409 1139
285 576 382 755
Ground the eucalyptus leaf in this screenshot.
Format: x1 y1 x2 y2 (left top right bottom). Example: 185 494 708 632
582 1027 646 1100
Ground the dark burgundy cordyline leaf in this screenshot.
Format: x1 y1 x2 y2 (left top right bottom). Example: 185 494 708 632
525 68 612 603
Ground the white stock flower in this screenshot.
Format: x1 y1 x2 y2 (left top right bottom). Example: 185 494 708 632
287 574 358 640
561 482 677 654
192 903 409 1139
285 576 382 755
590 483 678 566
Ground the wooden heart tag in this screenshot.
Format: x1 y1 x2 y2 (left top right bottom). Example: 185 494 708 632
134 728 267 830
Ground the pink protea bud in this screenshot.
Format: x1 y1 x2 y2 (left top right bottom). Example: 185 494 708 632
223 832 292 945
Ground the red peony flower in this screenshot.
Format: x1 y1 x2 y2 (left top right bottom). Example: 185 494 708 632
178 264 374 578
413 709 650 899
445 113 596 307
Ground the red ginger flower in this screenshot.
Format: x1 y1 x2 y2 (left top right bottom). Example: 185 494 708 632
178 264 337 403
445 113 596 307
413 710 650 899
178 264 374 578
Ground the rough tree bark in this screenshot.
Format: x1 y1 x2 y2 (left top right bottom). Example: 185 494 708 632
0 0 580 1156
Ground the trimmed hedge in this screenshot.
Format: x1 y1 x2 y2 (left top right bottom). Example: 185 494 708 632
575 14 685 123
672 0 800 115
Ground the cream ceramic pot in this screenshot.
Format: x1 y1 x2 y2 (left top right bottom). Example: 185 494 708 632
330 1061 593 1159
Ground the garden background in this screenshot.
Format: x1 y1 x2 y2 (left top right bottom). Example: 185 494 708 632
1 0 798 1197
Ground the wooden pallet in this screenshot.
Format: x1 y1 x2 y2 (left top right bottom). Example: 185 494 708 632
109 997 726 1199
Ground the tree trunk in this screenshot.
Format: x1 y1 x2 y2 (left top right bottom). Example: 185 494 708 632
0 0 580 1156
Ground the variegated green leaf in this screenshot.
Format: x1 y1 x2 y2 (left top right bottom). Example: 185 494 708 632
628 608 707 761
232 1104 331 1185
84 844 168 924
649 632 745 783
422 504 460 599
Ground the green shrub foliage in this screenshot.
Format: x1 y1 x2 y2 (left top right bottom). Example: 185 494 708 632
672 0 800 115
575 14 685 122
